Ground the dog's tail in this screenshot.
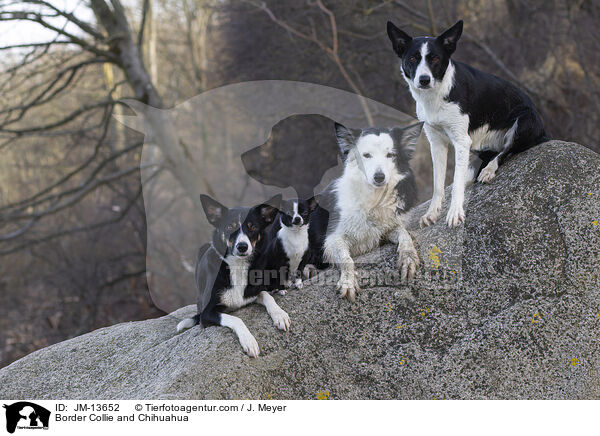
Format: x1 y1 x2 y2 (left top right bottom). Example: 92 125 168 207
176 314 201 333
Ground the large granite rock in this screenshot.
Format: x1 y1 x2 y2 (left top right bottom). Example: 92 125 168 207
1 140 599 399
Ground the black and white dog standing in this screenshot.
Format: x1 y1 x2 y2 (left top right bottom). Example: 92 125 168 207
387 20 548 227
176 194 289 358
308 122 422 302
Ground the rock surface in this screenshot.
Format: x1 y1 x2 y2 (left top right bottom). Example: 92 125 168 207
1 140 599 400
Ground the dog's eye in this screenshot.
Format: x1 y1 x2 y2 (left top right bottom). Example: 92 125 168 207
362 153 372 158
409 56 417 63
227 223 237 231
431 56 440 64
247 222 257 232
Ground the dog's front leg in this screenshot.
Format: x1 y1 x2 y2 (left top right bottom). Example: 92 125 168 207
256 291 291 331
324 233 359 302
204 310 260 357
388 225 419 283
421 125 449 227
446 136 471 227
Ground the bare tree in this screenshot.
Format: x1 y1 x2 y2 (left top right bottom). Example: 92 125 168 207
0 0 215 252
0 0 217 366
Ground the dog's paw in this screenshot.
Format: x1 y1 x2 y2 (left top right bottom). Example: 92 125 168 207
271 309 291 331
336 271 359 302
294 278 303 289
420 205 441 228
478 159 499 183
398 247 419 283
445 203 465 227
277 289 288 296
238 330 260 358
477 166 496 183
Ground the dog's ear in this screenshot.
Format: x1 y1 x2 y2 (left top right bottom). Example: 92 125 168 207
387 21 412 57
258 194 282 225
391 122 423 159
306 195 320 212
436 20 463 54
334 122 359 159
200 194 227 227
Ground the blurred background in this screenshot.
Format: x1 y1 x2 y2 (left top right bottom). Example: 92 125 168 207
1 0 598 368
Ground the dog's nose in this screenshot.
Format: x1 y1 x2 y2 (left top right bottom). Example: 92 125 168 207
419 75 431 86
373 172 385 184
236 242 248 253
293 217 302 225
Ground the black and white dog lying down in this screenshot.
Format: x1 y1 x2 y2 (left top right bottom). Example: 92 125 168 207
305 121 423 302
176 194 290 358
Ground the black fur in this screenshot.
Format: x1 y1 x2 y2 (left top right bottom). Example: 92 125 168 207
447 60 548 167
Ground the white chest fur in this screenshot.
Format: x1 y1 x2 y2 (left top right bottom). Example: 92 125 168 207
409 61 507 151
220 256 256 311
411 65 470 143
333 167 403 257
278 225 308 273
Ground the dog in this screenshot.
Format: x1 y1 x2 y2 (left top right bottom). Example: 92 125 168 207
254 197 318 295
307 121 422 302
387 20 548 227
176 194 289 358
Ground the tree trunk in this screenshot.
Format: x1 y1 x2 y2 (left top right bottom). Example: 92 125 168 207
91 0 203 208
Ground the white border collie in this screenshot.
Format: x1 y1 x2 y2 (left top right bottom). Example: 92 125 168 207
308 122 423 302
387 20 548 227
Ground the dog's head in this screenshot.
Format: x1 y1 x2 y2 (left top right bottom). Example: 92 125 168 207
387 20 463 91
334 122 423 188
200 194 281 258
278 197 319 230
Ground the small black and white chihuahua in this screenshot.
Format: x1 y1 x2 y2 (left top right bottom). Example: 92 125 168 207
254 197 318 295
176 194 289 358
387 20 548 228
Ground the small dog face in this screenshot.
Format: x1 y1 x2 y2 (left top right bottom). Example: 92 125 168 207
334 122 423 188
387 20 463 90
279 197 318 228
200 195 280 258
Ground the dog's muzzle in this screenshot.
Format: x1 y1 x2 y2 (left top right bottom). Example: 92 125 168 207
373 171 386 186
418 74 431 89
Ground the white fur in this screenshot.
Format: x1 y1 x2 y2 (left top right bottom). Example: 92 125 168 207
257 291 290 331
413 42 433 88
476 119 519 182
278 223 308 275
351 133 399 187
176 317 196 333
219 313 260 358
291 201 302 225
219 255 257 310
323 140 418 301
